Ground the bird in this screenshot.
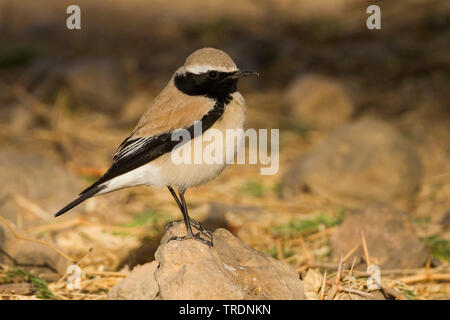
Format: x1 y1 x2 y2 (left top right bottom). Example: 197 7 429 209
55 47 258 247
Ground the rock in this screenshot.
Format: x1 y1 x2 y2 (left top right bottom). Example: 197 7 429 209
108 262 159 300
330 204 429 269
284 74 354 129
282 118 422 209
109 223 305 300
0 151 83 227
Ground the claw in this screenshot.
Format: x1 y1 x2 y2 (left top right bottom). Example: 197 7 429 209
190 219 213 241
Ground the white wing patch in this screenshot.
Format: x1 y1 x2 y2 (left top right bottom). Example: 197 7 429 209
113 137 154 163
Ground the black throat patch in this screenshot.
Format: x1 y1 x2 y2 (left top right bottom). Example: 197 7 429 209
174 71 237 103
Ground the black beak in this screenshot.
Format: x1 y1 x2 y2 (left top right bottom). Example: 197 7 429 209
229 70 259 79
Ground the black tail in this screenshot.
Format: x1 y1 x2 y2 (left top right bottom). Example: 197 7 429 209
54 185 106 217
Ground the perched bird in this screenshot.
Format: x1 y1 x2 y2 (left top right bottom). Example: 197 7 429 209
55 48 258 247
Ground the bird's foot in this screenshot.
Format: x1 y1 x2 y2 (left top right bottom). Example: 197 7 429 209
165 219 213 242
188 218 213 242
168 232 213 247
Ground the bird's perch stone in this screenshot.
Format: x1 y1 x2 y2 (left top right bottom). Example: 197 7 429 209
108 223 305 300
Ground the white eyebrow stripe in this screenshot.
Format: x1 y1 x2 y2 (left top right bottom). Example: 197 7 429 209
185 64 238 74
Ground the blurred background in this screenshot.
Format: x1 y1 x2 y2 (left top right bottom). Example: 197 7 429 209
0 0 449 299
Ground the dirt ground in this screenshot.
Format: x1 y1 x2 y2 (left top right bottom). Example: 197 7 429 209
0 0 449 299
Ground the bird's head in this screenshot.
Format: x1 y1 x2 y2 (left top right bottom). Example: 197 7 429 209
174 48 258 100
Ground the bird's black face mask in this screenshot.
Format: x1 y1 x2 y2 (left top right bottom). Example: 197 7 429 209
174 70 258 101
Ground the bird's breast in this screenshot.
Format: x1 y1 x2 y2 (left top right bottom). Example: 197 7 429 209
212 92 246 132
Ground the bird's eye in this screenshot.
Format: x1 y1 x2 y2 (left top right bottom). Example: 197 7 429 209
207 70 219 79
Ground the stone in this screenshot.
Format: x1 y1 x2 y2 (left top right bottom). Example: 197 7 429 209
108 223 305 300
108 262 159 300
282 118 422 209
284 74 354 129
330 204 429 269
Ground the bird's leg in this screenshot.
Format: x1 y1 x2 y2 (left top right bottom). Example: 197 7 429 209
179 191 213 243
166 186 212 241
165 186 184 230
166 186 200 231
166 186 198 229
167 188 213 247
179 191 214 246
